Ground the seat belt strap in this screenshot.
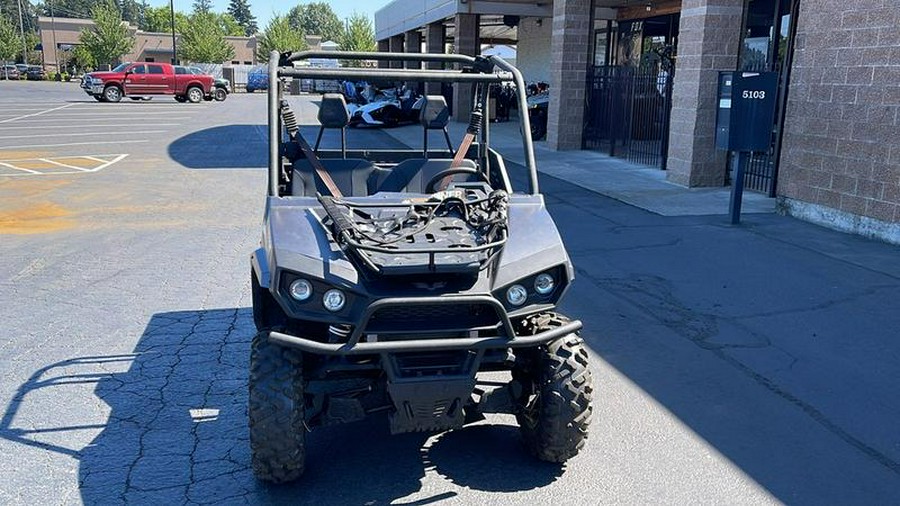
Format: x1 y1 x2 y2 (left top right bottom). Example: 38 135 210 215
280 100 344 199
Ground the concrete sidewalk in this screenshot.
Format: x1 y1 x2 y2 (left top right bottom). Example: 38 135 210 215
386 118 775 217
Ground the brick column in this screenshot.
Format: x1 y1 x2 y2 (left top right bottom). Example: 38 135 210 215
453 13 479 122
665 0 744 187
425 22 445 95
377 39 390 68
546 0 591 150
389 35 405 69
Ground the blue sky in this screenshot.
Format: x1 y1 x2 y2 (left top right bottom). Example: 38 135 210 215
147 0 392 30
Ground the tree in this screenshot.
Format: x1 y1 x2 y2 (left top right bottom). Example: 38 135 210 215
0 16 18 72
339 12 375 65
118 0 144 26
257 14 305 60
141 5 188 33
72 43 96 70
179 11 234 63
78 0 134 66
218 13 244 37
227 0 256 36
192 0 212 14
287 2 341 42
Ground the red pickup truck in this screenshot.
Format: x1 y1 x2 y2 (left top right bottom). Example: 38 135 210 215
81 62 215 103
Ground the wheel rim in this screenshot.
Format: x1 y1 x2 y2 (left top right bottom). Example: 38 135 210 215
106 87 120 101
189 88 201 102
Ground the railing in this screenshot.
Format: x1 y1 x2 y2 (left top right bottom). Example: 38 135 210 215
583 65 674 170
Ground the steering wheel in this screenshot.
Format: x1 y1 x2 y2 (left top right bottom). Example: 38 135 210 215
425 166 490 193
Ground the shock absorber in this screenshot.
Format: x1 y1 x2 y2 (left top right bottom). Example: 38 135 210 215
280 100 299 139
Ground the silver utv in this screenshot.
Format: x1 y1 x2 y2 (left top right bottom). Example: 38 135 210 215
249 50 593 483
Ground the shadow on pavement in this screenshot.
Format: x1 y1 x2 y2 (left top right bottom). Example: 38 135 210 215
0 309 562 504
167 123 411 172
168 125 269 169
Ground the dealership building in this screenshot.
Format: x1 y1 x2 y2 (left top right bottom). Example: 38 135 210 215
375 0 900 244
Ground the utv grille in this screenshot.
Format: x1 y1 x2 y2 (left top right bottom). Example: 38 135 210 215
365 302 501 334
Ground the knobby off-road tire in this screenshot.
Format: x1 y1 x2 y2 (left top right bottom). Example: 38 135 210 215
249 330 306 483
514 324 593 463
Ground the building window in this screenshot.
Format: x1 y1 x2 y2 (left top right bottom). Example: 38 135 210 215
146 57 155 62
244 61 252 65
232 61 240 64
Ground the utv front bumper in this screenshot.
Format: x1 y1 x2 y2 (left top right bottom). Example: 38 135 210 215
267 295 582 355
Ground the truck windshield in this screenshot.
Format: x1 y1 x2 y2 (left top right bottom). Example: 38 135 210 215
112 63 131 72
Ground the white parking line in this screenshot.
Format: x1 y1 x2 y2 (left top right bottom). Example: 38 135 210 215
0 130 167 140
6 117 192 123
0 140 148 149
38 112 202 117
0 103 76 124
0 124 179 130
0 162 40 174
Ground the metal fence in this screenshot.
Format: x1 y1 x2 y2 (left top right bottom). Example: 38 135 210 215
583 65 674 170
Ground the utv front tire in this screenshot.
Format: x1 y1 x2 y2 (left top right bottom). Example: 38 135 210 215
249 331 306 483
515 331 593 463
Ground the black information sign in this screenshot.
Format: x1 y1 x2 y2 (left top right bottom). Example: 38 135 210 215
716 71 778 152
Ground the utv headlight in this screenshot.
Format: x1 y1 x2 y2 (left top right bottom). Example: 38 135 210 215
506 284 527 306
323 289 346 312
534 273 555 295
288 278 313 301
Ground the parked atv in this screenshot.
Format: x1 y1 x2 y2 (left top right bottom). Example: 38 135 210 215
249 50 593 483
347 85 425 127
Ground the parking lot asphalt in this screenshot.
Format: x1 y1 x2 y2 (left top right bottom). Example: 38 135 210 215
1 81 900 505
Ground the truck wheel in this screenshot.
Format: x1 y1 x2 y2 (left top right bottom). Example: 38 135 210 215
186 86 203 103
103 85 122 103
249 330 306 483
514 324 593 463
214 88 227 101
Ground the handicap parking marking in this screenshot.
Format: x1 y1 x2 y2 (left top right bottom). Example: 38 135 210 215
0 154 128 177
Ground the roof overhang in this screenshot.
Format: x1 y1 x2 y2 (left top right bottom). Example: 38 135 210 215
375 0 552 40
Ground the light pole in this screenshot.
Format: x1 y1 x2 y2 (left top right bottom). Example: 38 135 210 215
169 0 177 64
16 0 28 65
49 0 59 74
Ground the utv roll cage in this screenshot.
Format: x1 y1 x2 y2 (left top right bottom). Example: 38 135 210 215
265 50 539 198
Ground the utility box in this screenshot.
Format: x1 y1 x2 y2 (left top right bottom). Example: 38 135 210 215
716 71 779 152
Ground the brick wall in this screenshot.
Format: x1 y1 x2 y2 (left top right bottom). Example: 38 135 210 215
778 1 900 224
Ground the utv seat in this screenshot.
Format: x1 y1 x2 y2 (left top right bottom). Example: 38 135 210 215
291 159 376 197
372 158 479 194
315 93 350 158
420 95 454 159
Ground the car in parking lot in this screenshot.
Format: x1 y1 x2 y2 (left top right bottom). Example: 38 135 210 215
1 65 19 80
82 62 214 102
26 65 45 80
187 66 229 101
